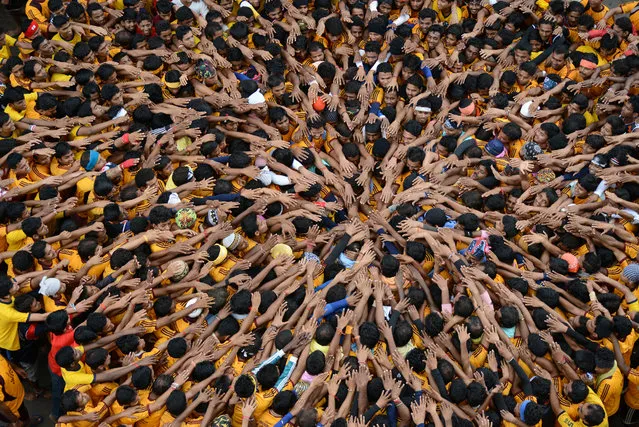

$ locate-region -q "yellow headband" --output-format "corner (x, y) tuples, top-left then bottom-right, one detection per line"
(162, 75), (180, 88)
(212, 244), (228, 266)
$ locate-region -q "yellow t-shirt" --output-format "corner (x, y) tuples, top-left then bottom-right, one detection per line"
(0, 35), (16, 60)
(62, 360), (95, 392)
(0, 298), (29, 351)
(0, 353), (25, 416)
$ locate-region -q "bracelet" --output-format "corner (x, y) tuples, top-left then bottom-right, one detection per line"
(171, 382), (180, 389)
(99, 304), (105, 311)
(122, 133), (130, 144)
(29, 125), (35, 131)
(133, 362), (139, 368)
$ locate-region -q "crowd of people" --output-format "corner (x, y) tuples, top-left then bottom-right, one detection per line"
(2, 0), (639, 425)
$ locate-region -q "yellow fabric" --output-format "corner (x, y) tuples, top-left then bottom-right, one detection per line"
(62, 361), (95, 392)
(0, 353), (25, 416)
(0, 298), (29, 351)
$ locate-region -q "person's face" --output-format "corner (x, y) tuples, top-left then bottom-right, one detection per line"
(445, 33), (457, 47)
(566, 10), (580, 26)
(90, 9), (106, 25)
(534, 191), (549, 207)
(237, 235), (249, 251)
(309, 48), (324, 62)
(538, 24), (553, 41)
(9, 279), (19, 295)
(267, 7), (282, 20)
(38, 39), (55, 57)
(378, 2), (392, 14)
(327, 32), (341, 42)
(274, 116), (290, 132)
(600, 123), (612, 136)
(471, 165), (488, 179)
(369, 32), (383, 43)
(45, 244), (58, 260)
(574, 183), (588, 198)
(401, 66), (414, 81)
(451, 60), (463, 73)
(486, 28), (498, 39)
(256, 216), (268, 235)
(272, 82), (286, 99)
(579, 65), (595, 79)
(384, 90), (398, 106)
(255, 103), (268, 117)
(118, 54), (133, 65)
(352, 7), (365, 19)
(350, 25), (363, 40)
(378, 71), (393, 88)
(550, 52), (566, 70)
(86, 50), (97, 63)
(621, 101), (634, 118)
(111, 90), (124, 106)
(465, 45), (479, 62)
(17, 158), (31, 174)
(534, 128), (548, 146)
(12, 98), (27, 111)
(366, 130), (380, 142)
(345, 152), (360, 164)
(588, 162), (603, 175)
(415, 109), (430, 124)
(613, 24), (626, 40)
(181, 31), (195, 49)
(407, 158), (421, 171)
(438, 0), (451, 10)
(402, 130), (417, 144)
(497, 130), (510, 143)
(123, 19), (137, 32)
(77, 392), (91, 407)
(410, 0), (424, 10)
(30, 298), (42, 312)
(310, 126), (325, 139)
(426, 31), (442, 48)
(405, 83), (421, 99)
(160, 29), (173, 45)
(73, 347), (83, 361)
(364, 50), (378, 64)
(138, 20), (152, 36)
(514, 49), (530, 65)
(419, 16), (433, 32)
(527, 39), (542, 53)
(468, 0), (481, 14)
(567, 102), (582, 115)
(2, 117), (15, 134)
(517, 69), (532, 85)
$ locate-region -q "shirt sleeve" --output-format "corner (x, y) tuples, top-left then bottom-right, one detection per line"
(274, 356), (297, 391)
(0, 305), (29, 323)
(6, 230), (26, 246)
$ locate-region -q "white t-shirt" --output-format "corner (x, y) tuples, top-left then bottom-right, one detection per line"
(172, 0), (209, 17)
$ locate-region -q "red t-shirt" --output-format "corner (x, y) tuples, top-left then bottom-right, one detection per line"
(48, 326), (76, 376)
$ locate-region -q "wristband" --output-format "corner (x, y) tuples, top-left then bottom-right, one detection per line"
(589, 291), (597, 301)
(122, 133), (130, 144)
(29, 125), (35, 131)
(171, 382), (180, 389)
(355, 61), (364, 68)
(99, 304), (105, 311)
